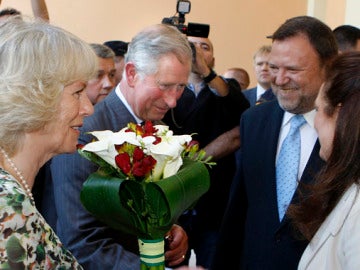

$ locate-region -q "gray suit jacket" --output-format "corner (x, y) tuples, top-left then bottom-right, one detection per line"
(43, 90), (142, 269)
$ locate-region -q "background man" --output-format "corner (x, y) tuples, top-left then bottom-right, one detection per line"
(242, 45), (275, 106)
(222, 67), (250, 90)
(104, 40), (129, 85)
(86, 43), (117, 105)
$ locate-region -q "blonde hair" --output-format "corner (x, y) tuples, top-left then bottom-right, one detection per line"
(0, 17), (98, 153)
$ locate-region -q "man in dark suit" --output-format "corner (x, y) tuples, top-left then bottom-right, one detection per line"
(211, 16), (338, 270)
(39, 24), (193, 270)
(243, 45), (276, 106)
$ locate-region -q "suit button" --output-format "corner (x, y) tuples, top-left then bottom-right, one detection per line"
(275, 235), (281, 243)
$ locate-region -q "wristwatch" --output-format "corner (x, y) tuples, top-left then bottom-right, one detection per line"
(203, 69), (217, 84)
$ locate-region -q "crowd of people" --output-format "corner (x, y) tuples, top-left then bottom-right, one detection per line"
(0, 1), (360, 270)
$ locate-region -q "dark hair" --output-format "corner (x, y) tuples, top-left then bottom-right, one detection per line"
(333, 25), (360, 52)
(270, 16), (338, 66)
(288, 51), (360, 240)
(0, 8), (21, 17)
(103, 40), (129, 57)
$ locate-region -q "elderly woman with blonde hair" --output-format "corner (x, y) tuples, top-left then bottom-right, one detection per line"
(0, 17), (97, 269)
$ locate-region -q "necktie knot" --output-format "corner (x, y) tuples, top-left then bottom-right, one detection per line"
(289, 114), (306, 134)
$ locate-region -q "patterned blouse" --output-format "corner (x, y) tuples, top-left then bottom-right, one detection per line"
(0, 168), (83, 269)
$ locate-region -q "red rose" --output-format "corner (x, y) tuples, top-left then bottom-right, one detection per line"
(115, 153), (132, 175)
(133, 147), (145, 161)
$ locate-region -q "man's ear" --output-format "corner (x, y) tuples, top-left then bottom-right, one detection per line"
(125, 62), (137, 87)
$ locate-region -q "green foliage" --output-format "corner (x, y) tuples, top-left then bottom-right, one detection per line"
(182, 148), (216, 168)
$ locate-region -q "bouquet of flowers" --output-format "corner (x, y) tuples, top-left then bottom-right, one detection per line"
(77, 121), (213, 270)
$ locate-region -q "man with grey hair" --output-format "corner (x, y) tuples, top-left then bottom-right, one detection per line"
(40, 24), (193, 270)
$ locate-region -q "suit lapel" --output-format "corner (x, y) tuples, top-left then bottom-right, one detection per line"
(245, 101), (284, 225)
(265, 104), (284, 217)
(249, 89), (257, 106)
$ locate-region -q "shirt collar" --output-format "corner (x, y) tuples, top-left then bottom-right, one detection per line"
(282, 109), (316, 129)
(115, 84), (143, 124)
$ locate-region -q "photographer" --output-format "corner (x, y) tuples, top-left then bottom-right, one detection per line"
(163, 35), (249, 268)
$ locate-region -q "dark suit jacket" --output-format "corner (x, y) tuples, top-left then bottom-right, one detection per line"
(242, 87), (257, 106)
(211, 100), (324, 270)
(41, 90), (142, 269)
(243, 87), (276, 106)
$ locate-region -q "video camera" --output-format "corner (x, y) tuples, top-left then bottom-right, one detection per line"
(162, 0), (210, 38)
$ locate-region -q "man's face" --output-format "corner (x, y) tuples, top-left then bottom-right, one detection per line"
(85, 57), (116, 105)
(187, 36), (215, 68)
(254, 52), (271, 86)
(269, 34), (326, 114)
(128, 54), (191, 121)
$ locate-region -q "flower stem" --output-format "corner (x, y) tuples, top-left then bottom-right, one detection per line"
(138, 238), (165, 270)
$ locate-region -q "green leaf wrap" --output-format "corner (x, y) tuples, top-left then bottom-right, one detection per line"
(80, 159), (210, 239)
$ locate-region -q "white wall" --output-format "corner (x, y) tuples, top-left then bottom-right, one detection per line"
(345, 0), (360, 27)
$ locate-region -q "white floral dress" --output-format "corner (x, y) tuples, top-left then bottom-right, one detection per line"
(0, 168), (83, 269)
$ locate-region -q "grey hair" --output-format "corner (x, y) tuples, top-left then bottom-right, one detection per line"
(0, 17), (98, 154)
(125, 24), (192, 78)
(90, 43), (115, 59)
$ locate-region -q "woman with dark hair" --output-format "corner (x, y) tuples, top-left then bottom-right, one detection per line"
(288, 51), (360, 269)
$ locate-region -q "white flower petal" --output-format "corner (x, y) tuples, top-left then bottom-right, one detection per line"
(82, 130), (119, 168)
(112, 131), (140, 146)
(163, 157), (183, 178)
(151, 155), (168, 181)
(149, 134), (191, 157)
(89, 130), (115, 141)
(154, 125), (169, 135)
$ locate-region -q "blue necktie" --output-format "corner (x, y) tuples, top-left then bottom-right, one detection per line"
(276, 115), (306, 221)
